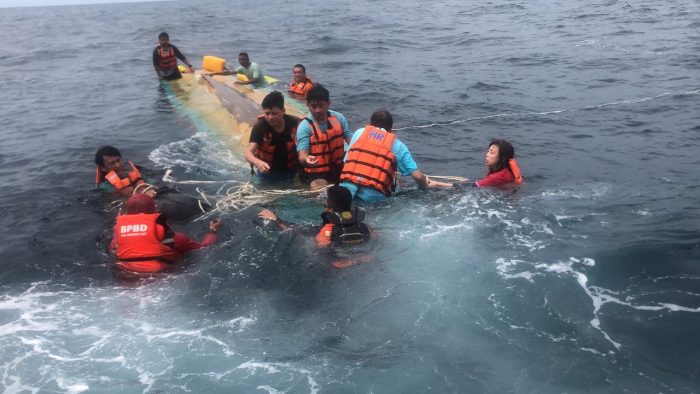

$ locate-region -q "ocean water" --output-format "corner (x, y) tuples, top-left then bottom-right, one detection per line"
(1, 0), (699, 392)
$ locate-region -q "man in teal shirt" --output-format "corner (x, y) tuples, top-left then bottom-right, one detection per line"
(339, 110), (452, 202)
(206, 52), (265, 88)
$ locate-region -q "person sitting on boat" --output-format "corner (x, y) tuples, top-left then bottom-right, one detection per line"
(339, 109), (453, 202)
(258, 185), (369, 249)
(296, 85), (353, 189)
(245, 91), (300, 181)
(460, 139), (523, 188)
(152, 32), (193, 81)
(288, 64), (315, 98)
(110, 194), (221, 273)
(207, 52), (265, 88)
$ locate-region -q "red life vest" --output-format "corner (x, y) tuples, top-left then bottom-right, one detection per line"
(303, 114), (345, 177)
(254, 116), (298, 171)
(340, 126), (397, 196)
(96, 161), (144, 190)
(288, 77), (314, 96)
(113, 213), (181, 273)
(157, 46), (178, 71)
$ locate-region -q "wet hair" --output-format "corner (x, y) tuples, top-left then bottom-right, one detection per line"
(326, 185), (352, 212)
(488, 139), (515, 173)
(262, 91), (285, 110)
(370, 109), (393, 131)
(307, 84), (330, 104)
(158, 32), (169, 40)
(292, 64), (306, 73)
(238, 52), (249, 59)
(95, 145), (122, 167)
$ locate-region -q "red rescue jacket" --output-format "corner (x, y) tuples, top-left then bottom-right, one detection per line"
(113, 213), (181, 273)
(303, 114), (345, 177)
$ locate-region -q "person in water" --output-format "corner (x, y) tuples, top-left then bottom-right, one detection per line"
(339, 109), (453, 202)
(245, 91), (300, 181)
(288, 64), (315, 98)
(95, 145), (147, 196)
(207, 52), (265, 88)
(110, 194), (222, 273)
(258, 185), (370, 248)
(466, 139), (523, 187)
(152, 32), (193, 81)
(95, 146), (210, 222)
(296, 85), (353, 189)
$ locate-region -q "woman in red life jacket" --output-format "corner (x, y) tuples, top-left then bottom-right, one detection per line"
(457, 139), (523, 188)
(110, 194), (222, 273)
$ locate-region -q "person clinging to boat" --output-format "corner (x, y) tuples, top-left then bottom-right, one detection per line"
(206, 52), (265, 88)
(458, 139), (523, 188)
(152, 32), (193, 81)
(94, 146), (210, 223)
(288, 64), (315, 98)
(110, 194), (222, 274)
(338, 109), (453, 202)
(296, 85), (354, 189)
(245, 91), (300, 181)
(258, 185), (370, 248)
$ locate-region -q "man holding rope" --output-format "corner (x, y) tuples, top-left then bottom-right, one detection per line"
(339, 109), (453, 202)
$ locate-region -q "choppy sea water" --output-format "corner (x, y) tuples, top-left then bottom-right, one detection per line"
(1, 0), (699, 392)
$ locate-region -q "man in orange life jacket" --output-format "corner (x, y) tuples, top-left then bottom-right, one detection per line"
(152, 32), (193, 81)
(339, 109), (453, 202)
(288, 64), (314, 98)
(296, 85), (354, 189)
(95, 145), (147, 197)
(258, 185), (369, 249)
(245, 91), (300, 181)
(110, 194), (221, 273)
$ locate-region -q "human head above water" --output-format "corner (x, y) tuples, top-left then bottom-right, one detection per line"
(486, 139), (515, 172)
(292, 64), (306, 82)
(95, 145), (122, 168)
(238, 52), (250, 67)
(306, 84), (330, 105)
(126, 194), (156, 214)
(370, 109), (393, 132)
(158, 32), (169, 46)
(326, 185), (352, 212)
(261, 91), (285, 110)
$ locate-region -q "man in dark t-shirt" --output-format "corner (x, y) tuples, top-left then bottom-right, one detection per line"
(245, 91), (300, 181)
(152, 32), (193, 81)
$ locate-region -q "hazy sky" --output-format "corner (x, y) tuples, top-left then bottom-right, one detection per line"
(0, 0), (165, 7)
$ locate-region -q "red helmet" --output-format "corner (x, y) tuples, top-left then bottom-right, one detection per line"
(126, 194), (156, 214)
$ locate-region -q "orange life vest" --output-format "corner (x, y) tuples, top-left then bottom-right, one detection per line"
(303, 114), (345, 176)
(157, 46), (178, 70)
(288, 77), (314, 96)
(254, 116), (298, 171)
(509, 158), (523, 184)
(114, 213), (181, 273)
(340, 126), (397, 196)
(96, 161), (144, 190)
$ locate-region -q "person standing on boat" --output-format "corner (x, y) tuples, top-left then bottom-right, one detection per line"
(296, 85), (353, 189)
(288, 64), (315, 98)
(152, 32), (193, 81)
(245, 91), (300, 181)
(339, 110), (453, 202)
